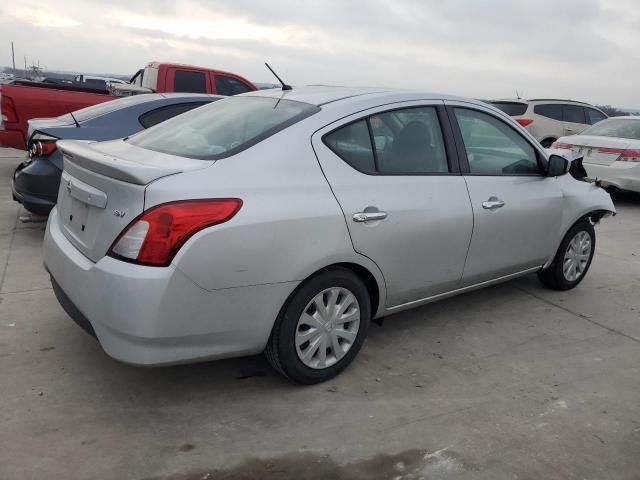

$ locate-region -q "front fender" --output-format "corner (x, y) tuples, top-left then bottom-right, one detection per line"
(543, 176), (615, 268)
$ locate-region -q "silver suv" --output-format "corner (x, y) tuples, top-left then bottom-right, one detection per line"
(490, 99), (608, 148)
(44, 87), (615, 384)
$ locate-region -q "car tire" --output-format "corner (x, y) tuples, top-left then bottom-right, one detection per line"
(538, 220), (595, 290)
(540, 138), (556, 148)
(265, 268), (371, 384)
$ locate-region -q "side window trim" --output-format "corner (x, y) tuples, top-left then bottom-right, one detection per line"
(445, 104), (547, 177)
(321, 104), (460, 176)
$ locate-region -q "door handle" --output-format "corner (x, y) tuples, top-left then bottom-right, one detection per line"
(353, 211), (388, 222)
(482, 198), (505, 210)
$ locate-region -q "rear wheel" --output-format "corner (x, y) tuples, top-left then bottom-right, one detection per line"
(265, 268), (371, 384)
(538, 220), (595, 290)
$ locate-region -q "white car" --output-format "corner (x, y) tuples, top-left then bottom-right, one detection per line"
(490, 99), (608, 148)
(553, 116), (640, 193)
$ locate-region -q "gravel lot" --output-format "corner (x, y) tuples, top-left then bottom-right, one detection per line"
(1, 148), (639, 480)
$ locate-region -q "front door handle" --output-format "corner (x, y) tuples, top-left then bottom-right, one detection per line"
(353, 211), (388, 222)
(482, 197), (505, 210)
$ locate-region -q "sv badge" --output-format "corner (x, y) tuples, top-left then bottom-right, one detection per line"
(113, 210), (126, 218)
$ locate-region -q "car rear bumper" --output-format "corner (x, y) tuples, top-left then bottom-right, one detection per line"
(12, 157), (61, 215)
(44, 207), (298, 366)
(584, 162), (640, 193)
(0, 129), (26, 150)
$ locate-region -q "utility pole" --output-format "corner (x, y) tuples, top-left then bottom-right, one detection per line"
(11, 41), (15, 73)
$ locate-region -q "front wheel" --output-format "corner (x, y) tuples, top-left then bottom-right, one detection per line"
(538, 220), (595, 290)
(265, 268), (371, 384)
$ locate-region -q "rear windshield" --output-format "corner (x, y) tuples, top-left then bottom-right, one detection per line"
(490, 102), (528, 116)
(127, 96), (320, 159)
(581, 118), (640, 140)
(56, 95), (160, 123)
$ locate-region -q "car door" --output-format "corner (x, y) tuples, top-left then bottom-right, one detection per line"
(312, 102), (473, 307)
(445, 101), (564, 286)
(562, 104), (588, 136)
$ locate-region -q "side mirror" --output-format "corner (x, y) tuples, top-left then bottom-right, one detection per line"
(546, 154), (570, 177)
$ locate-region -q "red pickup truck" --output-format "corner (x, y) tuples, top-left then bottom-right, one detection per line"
(0, 62), (256, 150)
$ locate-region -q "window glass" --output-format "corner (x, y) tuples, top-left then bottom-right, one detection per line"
(128, 97), (320, 159)
(324, 120), (376, 173)
(585, 108), (606, 125)
(372, 107), (448, 173)
(490, 102), (528, 116)
(215, 75), (252, 96)
(533, 104), (562, 121)
(174, 70), (207, 93)
(454, 108), (540, 175)
(563, 105), (586, 124)
(56, 95), (163, 123)
(581, 118), (640, 140)
(138, 102), (209, 129)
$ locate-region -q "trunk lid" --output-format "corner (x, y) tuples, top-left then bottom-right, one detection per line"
(27, 116), (76, 143)
(56, 139), (213, 262)
(567, 135), (631, 166)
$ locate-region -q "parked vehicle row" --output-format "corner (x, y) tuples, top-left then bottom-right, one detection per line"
(12, 93), (221, 215)
(490, 99), (608, 147)
(42, 86), (615, 384)
(0, 61), (256, 150)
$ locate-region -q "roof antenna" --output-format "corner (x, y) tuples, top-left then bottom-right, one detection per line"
(265, 62), (292, 91)
(66, 106), (80, 128)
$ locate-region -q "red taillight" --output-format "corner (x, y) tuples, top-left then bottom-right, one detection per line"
(516, 118), (534, 127)
(618, 149), (640, 162)
(108, 199), (243, 267)
(1, 95), (17, 123)
(30, 140), (57, 157)
(551, 142), (573, 149)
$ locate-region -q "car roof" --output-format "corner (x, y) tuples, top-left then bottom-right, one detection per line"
(242, 85), (470, 107)
(158, 93), (221, 100)
(527, 99), (594, 106)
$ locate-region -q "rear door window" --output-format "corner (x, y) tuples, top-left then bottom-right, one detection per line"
(563, 105), (586, 124)
(585, 108), (607, 125)
(138, 102), (209, 128)
(215, 75), (252, 96)
(533, 104), (563, 121)
(323, 106), (449, 175)
(174, 70), (207, 93)
(324, 120), (376, 173)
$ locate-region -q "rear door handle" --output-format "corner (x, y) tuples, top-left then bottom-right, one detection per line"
(482, 198), (505, 210)
(353, 211), (388, 222)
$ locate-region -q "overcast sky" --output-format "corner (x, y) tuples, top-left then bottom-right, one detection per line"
(1, 0), (638, 107)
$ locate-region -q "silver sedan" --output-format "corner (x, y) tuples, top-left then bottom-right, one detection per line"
(44, 87), (615, 384)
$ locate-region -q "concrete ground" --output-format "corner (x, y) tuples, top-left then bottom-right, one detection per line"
(0, 149), (638, 480)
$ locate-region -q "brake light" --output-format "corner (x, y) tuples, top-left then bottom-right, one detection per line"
(516, 118), (534, 127)
(551, 142), (573, 149)
(29, 140), (57, 157)
(108, 199), (243, 267)
(1, 95), (17, 123)
(618, 149), (640, 162)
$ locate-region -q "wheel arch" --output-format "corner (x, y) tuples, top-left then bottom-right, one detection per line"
(540, 137), (557, 148)
(543, 208), (614, 270)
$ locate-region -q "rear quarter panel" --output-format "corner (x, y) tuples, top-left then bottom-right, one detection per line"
(144, 120), (386, 302)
